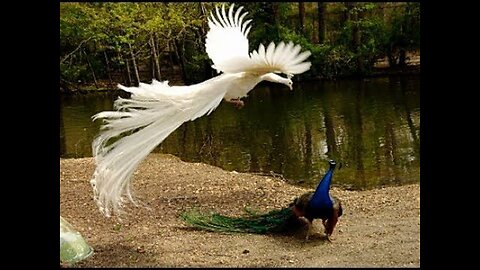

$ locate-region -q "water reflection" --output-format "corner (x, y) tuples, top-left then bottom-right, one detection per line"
(60, 76), (420, 190)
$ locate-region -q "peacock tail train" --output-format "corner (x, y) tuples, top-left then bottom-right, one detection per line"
(181, 203), (305, 234)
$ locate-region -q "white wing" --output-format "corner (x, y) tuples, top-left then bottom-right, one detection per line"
(206, 4), (311, 76)
(221, 41), (312, 75)
(205, 4), (252, 73)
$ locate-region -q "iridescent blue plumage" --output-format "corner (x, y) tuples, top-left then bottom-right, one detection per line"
(307, 160), (336, 219)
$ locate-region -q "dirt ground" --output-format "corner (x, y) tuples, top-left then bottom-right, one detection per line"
(60, 153), (420, 267)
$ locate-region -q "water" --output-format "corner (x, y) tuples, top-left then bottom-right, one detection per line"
(60, 75), (420, 190)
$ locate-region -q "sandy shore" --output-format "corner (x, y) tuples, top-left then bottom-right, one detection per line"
(60, 153), (420, 267)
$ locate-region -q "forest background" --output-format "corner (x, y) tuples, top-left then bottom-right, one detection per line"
(60, 2), (420, 91)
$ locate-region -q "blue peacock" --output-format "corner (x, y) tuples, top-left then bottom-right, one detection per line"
(181, 160), (343, 241)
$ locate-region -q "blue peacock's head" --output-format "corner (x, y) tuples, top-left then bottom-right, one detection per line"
(328, 160), (336, 168)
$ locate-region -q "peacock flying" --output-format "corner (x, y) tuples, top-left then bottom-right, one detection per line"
(90, 4), (312, 217)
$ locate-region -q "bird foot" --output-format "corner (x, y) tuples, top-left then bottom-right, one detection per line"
(297, 216), (312, 242)
(324, 234), (332, 243)
(227, 99), (244, 109)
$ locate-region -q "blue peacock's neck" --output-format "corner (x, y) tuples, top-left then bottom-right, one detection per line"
(308, 161), (336, 209)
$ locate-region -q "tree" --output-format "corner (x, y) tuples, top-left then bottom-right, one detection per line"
(350, 3), (365, 74)
(383, 2), (420, 68)
(298, 2), (306, 35)
(317, 2), (327, 43)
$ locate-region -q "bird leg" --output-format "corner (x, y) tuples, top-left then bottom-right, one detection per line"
(320, 219), (332, 242)
(306, 220), (313, 241)
(322, 206), (340, 242)
(297, 216), (313, 241)
(226, 98), (244, 109)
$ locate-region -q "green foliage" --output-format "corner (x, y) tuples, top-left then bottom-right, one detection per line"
(337, 13), (388, 74)
(60, 2), (420, 88)
(279, 26), (356, 79)
(386, 3), (420, 51)
(60, 62), (88, 83)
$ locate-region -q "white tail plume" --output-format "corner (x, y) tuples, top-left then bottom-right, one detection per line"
(91, 79), (227, 216)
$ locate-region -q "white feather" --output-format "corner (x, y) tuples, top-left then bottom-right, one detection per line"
(206, 4), (250, 73)
(91, 76), (232, 216)
(205, 4), (311, 76)
(234, 6), (243, 26)
(265, 42), (275, 66)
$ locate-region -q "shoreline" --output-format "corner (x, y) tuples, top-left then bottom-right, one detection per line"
(59, 66), (420, 94)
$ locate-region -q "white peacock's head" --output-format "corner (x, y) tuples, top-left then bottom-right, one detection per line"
(285, 74), (294, 90)
(280, 76), (293, 90)
(286, 79), (293, 90)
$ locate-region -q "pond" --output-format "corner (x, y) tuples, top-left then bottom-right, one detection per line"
(60, 75), (420, 190)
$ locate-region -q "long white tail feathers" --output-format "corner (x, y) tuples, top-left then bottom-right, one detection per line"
(90, 79), (225, 217)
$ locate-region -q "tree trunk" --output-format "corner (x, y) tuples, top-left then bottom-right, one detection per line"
(352, 26), (365, 74)
(150, 34), (162, 81)
(317, 2), (327, 43)
(173, 39), (188, 83)
(198, 2), (214, 79)
(103, 51), (114, 88)
(166, 39), (175, 73)
(398, 49), (407, 67)
(116, 50), (127, 85)
(298, 2), (306, 35)
(261, 2), (279, 38)
(125, 57), (133, 86)
(271, 3), (280, 28)
(128, 43), (140, 85)
(343, 2), (352, 24)
(350, 3), (365, 74)
(154, 32), (161, 65)
(387, 47), (398, 68)
(398, 3), (411, 68)
(150, 49), (155, 80)
(83, 49), (98, 89)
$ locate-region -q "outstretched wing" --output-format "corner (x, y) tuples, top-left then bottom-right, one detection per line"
(206, 4), (311, 76)
(205, 4), (252, 73)
(227, 41), (312, 75)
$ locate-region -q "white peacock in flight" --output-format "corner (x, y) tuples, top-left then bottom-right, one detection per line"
(91, 4), (312, 216)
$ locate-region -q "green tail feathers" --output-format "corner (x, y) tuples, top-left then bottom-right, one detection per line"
(180, 207), (301, 234)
